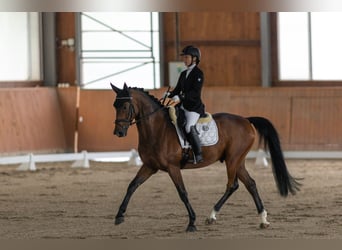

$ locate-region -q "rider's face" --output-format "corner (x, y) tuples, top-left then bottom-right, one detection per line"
(183, 55), (194, 67)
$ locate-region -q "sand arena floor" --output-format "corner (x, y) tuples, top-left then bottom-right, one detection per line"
(0, 159), (341, 239)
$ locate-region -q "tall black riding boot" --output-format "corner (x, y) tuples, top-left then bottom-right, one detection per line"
(187, 126), (203, 164)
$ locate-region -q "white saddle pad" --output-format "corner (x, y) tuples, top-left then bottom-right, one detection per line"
(197, 119), (219, 146)
(173, 117), (219, 149)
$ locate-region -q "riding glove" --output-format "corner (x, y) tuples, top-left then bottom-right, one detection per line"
(172, 95), (180, 102)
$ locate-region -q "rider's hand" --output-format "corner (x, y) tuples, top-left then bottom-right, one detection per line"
(172, 95), (180, 102)
(163, 92), (170, 99)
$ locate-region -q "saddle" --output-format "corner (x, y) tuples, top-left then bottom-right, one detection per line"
(168, 105), (218, 149)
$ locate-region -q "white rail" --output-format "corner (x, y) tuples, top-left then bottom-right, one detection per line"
(0, 149), (341, 171)
(0, 149), (141, 171)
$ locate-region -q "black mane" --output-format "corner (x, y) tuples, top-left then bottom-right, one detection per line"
(129, 87), (165, 108)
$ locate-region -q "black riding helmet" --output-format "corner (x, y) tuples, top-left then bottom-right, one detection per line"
(180, 45), (201, 65)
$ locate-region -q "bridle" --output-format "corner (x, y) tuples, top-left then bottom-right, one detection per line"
(114, 97), (135, 129)
(114, 96), (165, 128)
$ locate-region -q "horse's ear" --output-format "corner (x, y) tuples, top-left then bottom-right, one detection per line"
(110, 83), (121, 94)
(123, 82), (129, 90)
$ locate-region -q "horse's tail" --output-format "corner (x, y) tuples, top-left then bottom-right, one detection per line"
(247, 116), (301, 197)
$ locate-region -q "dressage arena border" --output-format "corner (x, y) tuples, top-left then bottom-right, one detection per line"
(0, 149), (141, 171)
(0, 149), (341, 171)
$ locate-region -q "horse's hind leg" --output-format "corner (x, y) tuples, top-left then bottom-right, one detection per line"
(206, 176), (239, 225)
(205, 150), (248, 224)
(206, 157), (240, 225)
(237, 163), (270, 228)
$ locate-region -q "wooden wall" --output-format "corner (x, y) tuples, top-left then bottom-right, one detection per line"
(56, 12), (262, 87)
(203, 87), (342, 151)
(74, 87), (342, 152)
(77, 89), (137, 152)
(0, 86), (341, 155)
(56, 86), (79, 152)
(0, 12), (341, 155)
(162, 12), (261, 86)
(56, 12), (77, 85)
(0, 87), (66, 155)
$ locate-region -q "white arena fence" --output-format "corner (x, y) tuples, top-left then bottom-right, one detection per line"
(0, 149), (341, 171)
(0, 149), (142, 171)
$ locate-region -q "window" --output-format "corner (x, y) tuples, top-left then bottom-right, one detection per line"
(277, 13), (310, 80)
(276, 12), (342, 83)
(79, 12), (160, 89)
(0, 12), (41, 82)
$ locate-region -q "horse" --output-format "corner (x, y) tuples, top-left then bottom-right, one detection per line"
(110, 83), (301, 232)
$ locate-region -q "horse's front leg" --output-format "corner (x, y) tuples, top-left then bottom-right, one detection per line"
(168, 165), (197, 232)
(115, 164), (157, 225)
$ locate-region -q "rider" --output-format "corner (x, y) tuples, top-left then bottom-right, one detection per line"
(166, 45), (205, 163)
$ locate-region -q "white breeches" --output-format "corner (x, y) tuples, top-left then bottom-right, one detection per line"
(181, 106), (200, 133)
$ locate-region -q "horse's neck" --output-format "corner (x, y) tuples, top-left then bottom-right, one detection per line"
(137, 108), (166, 133)
(135, 101), (167, 143)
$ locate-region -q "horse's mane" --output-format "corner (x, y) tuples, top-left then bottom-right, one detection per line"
(129, 87), (165, 108)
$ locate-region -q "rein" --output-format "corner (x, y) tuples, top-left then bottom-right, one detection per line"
(131, 106), (165, 125)
(114, 96), (166, 127)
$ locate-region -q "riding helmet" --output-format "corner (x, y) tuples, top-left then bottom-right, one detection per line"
(180, 45), (201, 64)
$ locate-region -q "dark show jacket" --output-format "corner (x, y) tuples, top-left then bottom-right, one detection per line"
(169, 66), (205, 115)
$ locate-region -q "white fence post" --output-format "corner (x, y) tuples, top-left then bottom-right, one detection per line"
(17, 153), (37, 171)
(255, 148), (269, 168)
(71, 150), (90, 168)
(128, 149), (142, 166)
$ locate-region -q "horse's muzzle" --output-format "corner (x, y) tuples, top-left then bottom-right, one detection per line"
(114, 128), (127, 137)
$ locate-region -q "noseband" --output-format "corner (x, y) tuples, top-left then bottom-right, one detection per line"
(114, 97), (135, 128)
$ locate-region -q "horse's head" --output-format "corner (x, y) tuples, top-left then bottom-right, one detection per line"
(110, 83), (135, 137)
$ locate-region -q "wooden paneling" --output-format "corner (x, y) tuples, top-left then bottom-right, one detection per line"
(77, 90), (138, 152)
(178, 12), (260, 40)
(0, 87), (66, 155)
(203, 86), (342, 150)
(162, 12), (261, 87)
(54, 12), (261, 87)
(1, 86), (341, 154)
(291, 97), (342, 148)
(56, 13), (76, 85)
(74, 87), (342, 152)
(77, 88), (165, 152)
(201, 46), (260, 86)
(204, 90), (291, 144)
(1, 13), (341, 155)
(56, 86), (79, 152)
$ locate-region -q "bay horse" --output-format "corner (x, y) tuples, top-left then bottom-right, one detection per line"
(111, 83), (301, 232)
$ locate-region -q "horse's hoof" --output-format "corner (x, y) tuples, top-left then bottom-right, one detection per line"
(186, 225), (197, 232)
(259, 222), (270, 229)
(115, 216), (125, 225)
(205, 218), (216, 225)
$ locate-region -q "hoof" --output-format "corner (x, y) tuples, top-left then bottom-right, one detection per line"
(115, 216), (125, 225)
(186, 225), (197, 232)
(205, 218), (216, 225)
(259, 222), (270, 229)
